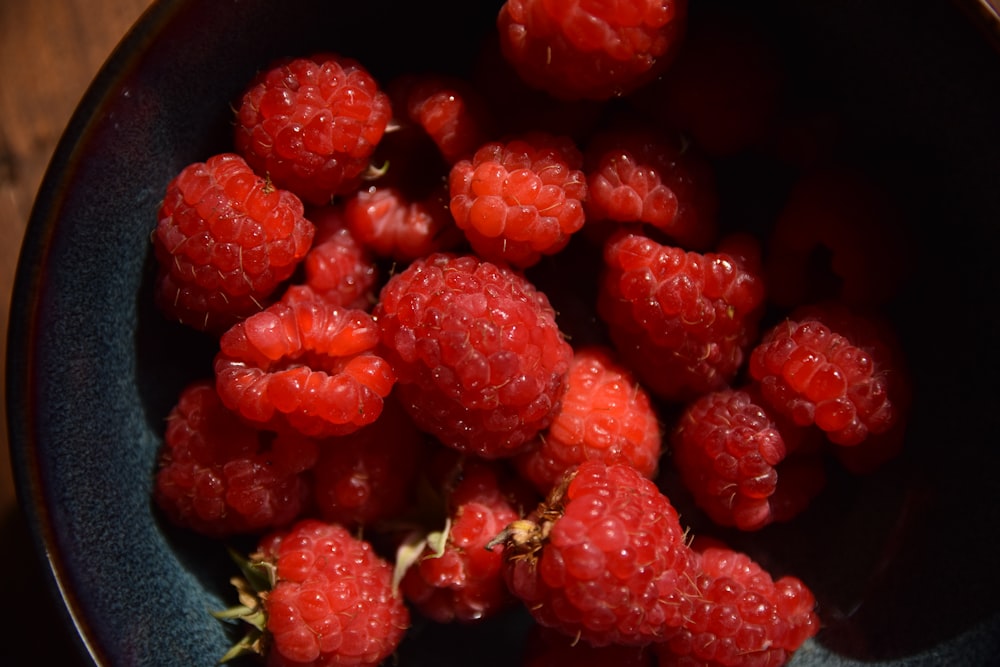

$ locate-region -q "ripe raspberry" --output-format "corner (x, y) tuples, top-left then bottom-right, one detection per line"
(342, 183), (465, 263)
(373, 252), (573, 458)
(312, 395), (428, 530)
(448, 131), (588, 268)
(514, 345), (663, 494)
(598, 230), (766, 403)
(153, 380), (317, 537)
(234, 53), (392, 205)
(214, 299), (396, 438)
(655, 539), (819, 666)
(748, 300), (911, 447)
(523, 624), (654, 667)
(295, 204), (379, 311)
(764, 167), (913, 309)
(492, 460), (700, 647)
(241, 518), (410, 666)
(387, 72), (494, 164)
(497, 0), (688, 101)
(583, 122), (719, 251)
(671, 387), (826, 531)
(399, 457), (536, 624)
(153, 152), (315, 334)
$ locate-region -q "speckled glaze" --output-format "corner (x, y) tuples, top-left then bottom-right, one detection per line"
(6, 1), (1000, 666)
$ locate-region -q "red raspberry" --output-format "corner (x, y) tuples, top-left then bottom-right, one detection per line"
(234, 53), (392, 205)
(764, 167), (913, 309)
(153, 152), (315, 334)
(312, 395), (428, 530)
(583, 122), (719, 251)
(492, 460), (701, 647)
(295, 204), (379, 311)
(523, 624), (654, 667)
(153, 380), (317, 537)
(214, 299), (396, 438)
(373, 252), (573, 458)
(448, 132), (588, 268)
(250, 519), (410, 666)
(514, 344), (663, 494)
(655, 539), (819, 666)
(598, 230), (767, 403)
(387, 72), (494, 164)
(399, 457), (536, 624)
(497, 0), (688, 101)
(342, 183), (465, 263)
(748, 300), (911, 448)
(671, 387), (826, 531)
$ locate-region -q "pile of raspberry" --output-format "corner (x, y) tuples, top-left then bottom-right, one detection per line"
(149, 2), (914, 666)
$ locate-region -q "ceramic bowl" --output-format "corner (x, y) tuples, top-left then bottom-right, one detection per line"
(7, 1), (1000, 665)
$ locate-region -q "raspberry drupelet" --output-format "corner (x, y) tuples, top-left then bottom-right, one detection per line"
(448, 131), (588, 268)
(153, 379), (317, 538)
(234, 52), (392, 205)
(514, 344), (663, 495)
(214, 299), (396, 438)
(598, 230), (767, 403)
(373, 252), (573, 458)
(153, 152), (315, 334)
(497, 0), (688, 101)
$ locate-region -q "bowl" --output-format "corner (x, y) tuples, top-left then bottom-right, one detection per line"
(7, 0), (1000, 665)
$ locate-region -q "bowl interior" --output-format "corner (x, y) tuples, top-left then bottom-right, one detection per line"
(7, 0), (1000, 665)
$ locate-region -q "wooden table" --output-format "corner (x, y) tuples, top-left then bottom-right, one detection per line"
(0, 1), (152, 663)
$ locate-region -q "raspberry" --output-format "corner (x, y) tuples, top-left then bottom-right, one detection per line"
(342, 183), (465, 263)
(448, 131), (588, 268)
(153, 152), (315, 334)
(497, 0), (688, 101)
(514, 345), (663, 494)
(748, 300), (910, 448)
(763, 167), (912, 309)
(598, 230), (766, 403)
(234, 53), (392, 205)
(214, 299), (396, 438)
(153, 380), (317, 537)
(399, 457), (536, 624)
(671, 386), (826, 531)
(247, 519), (410, 666)
(296, 204), (379, 311)
(655, 539), (819, 666)
(583, 122), (719, 250)
(387, 72), (494, 164)
(312, 395), (428, 530)
(373, 252), (573, 458)
(523, 624), (654, 667)
(492, 460), (700, 647)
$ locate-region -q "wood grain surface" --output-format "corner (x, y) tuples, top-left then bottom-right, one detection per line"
(0, 1), (151, 664)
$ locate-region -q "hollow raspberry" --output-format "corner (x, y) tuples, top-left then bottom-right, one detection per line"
(671, 386), (826, 531)
(492, 460), (700, 647)
(514, 345), (663, 495)
(448, 131), (588, 268)
(153, 152), (315, 334)
(598, 230), (766, 403)
(655, 539), (819, 666)
(153, 379), (317, 537)
(234, 53), (392, 205)
(748, 300), (911, 448)
(583, 122), (719, 251)
(497, 0), (688, 101)
(398, 457), (537, 624)
(373, 252), (573, 458)
(312, 395), (428, 530)
(221, 518), (409, 666)
(214, 299), (395, 438)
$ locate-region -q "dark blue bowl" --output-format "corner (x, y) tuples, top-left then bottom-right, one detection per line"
(7, 1), (1000, 665)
